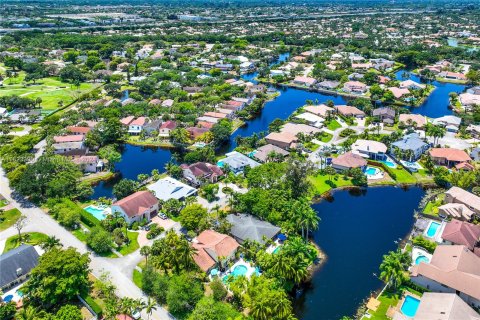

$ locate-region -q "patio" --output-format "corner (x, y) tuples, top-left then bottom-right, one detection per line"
(210, 258), (258, 282)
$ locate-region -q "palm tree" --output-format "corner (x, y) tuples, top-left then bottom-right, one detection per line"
(16, 306), (37, 320)
(145, 297), (157, 320)
(140, 245), (151, 266)
(41, 235), (62, 250)
(379, 250), (410, 290)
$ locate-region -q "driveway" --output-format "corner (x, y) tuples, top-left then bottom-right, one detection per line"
(0, 167), (174, 320)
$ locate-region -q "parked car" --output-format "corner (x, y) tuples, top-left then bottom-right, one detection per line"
(144, 224), (151, 231)
(159, 213), (168, 220)
(131, 310), (141, 319)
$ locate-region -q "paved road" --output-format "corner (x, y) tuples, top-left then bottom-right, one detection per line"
(0, 167), (173, 320)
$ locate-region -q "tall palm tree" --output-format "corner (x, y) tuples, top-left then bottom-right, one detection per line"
(41, 235), (62, 251)
(379, 250), (410, 290)
(140, 245), (151, 266)
(145, 297), (157, 320)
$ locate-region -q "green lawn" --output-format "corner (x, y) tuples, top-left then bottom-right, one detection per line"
(72, 224), (91, 242)
(423, 194), (445, 217)
(320, 132), (333, 143)
(0, 199), (9, 208)
(3, 232), (48, 253)
(11, 126), (24, 132)
(0, 208), (21, 231)
(325, 119), (342, 130)
(133, 269), (143, 288)
(309, 174), (354, 195)
(0, 72), (98, 111)
(117, 231), (140, 256)
(390, 167), (417, 184)
(368, 290), (400, 320)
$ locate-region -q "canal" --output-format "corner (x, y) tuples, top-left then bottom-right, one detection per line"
(294, 186), (425, 320)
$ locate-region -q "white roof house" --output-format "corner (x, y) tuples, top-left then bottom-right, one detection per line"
(294, 113), (325, 127)
(147, 177), (197, 201)
(351, 139), (387, 160)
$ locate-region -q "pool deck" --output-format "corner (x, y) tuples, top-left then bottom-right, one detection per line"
(410, 246), (433, 267)
(210, 258), (257, 282)
(365, 167), (385, 180)
(423, 220), (446, 243)
(389, 292), (422, 320)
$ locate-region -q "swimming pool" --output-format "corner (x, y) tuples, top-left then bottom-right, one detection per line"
(232, 264), (248, 277)
(217, 160), (225, 168)
(273, 247), (281, 254)
(415, 255), (429, 265)
(364, 167), (379, 177)
(84, 205), (107, 221)
(401, 295), (420, 317)
(426, 221), (441, 238)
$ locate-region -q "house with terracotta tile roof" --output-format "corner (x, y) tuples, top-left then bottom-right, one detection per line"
(111, 191), (159, 224)
(128, 117), (147, 135)
(304, 104), (334, 117)
(410, 245), (480, 308)
(441, 219), (480, 255)
(159, 121), (177, 137)
(253, 144), (289, 163)
(343, 81), (367, 94)
(335, 105), (366, 118)
(438, 203), (475, 221)
(388, 87), (410, 99)
(293, 76), (317, 87)
(398, 114), (427, 128)
(445, 187), (480, 216)
(53, 135), (85, 143)
(67, 126), (91, 135)
(265, 132), (298, 150)
(180, 162), (224, 186)
(187, 127), (209, 140)
(120, 116), (135, 126)
(331, 152), (367, 172)
(192, 230), (240, 272)
(429, 148), (472, 168)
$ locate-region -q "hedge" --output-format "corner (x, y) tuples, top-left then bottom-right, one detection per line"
(80, 210), (101, 228)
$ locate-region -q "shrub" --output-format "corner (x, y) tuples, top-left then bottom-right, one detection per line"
(86, 227), (113, 254)
(412, 236), (437, 254)
(146, 224), (164, 240)
(210, 278), (227, 301)
(47, 198), (83, 229)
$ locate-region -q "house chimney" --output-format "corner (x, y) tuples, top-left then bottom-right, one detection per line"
(16, 268), (23, 276)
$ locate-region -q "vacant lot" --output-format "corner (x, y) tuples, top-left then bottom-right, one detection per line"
(0, 72), (98, 112)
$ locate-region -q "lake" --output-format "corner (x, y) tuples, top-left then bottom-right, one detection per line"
(294, 186), (425, 320)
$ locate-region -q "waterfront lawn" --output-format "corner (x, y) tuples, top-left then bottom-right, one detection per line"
(126, 135), (174, 148)
(0, 208), (21, 231)
(309, 173), (353, 195)
(390, 167), (417, 184)
(423, 194), (445, 217)
(368, 290), (400, 320)
(0, 72), (98, 111)
(325, 119), (342, 131)
(3, 232), (48, 253)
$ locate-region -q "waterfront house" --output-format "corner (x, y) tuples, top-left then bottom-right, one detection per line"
(223, 100), (245, 112)
(410, 245), (480, 308)
(218, 151), (260, 174)
(143, 119), (162, 135)
(293, 76), (317, 87)
(441, 219), (480, 256)
(159, 121), (177, 137)
(388, 87), (410, 99)
(226, 213), (281, 245)
(0, 244), (39, 291)
(343, 81), (367, 94)
(438, 203), (475, 221)
(316, 80), (340, 90)
(204, 112), (228, 119)
(196, 116), (219, 124)
(413, 292), (480, 320)
(128, 117), (147, 135)
(398, 114), (427, 129)
(111, 191), (159, 224)
(445, 187), (480, 216)
(253, 144), (290, 163)
(265, 132), (298, 150)
(72, 155), (103, 173)
(187, 127), (209, 140)
(391, 133), (429, 161)
(192, 230), (240, 272)
(304, 104), (334, 117)
(351, 139), (387, 160)
(429, 148), (472, 169)
(331, 152), (367, 172)
(180, 162), (224, 186)
(294, 112), (325, 127)
(432, 115), (462, 132)
(438, 71), (467, 81)
(399, 79), (426, 90)
(147, 177), (197, 202)
(281, 123), (322, 136)
(335, 105), (366, 118)
(372, 107), (395, 125)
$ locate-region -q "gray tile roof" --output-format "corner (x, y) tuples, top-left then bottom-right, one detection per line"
(391, 133), (427, 151)
(0, 244), (39, 289)
(226, 213), (281, 244)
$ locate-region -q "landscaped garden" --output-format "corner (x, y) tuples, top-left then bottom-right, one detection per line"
(2, 232), (49, 253)
(0, 208), (21, 231)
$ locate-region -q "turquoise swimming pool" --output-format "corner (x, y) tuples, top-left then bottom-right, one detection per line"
(273, 247), (281, 254)
(415, 255), (429, 265)
(232, 264), (248, 276)
(217, 160), (225, 168)
(401, 295), (420, 317)
(84, 205), (107, 221)
(365, 167), (379, 176)
(426, 221), (441, 238)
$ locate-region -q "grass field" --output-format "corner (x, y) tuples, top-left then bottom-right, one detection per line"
(0, 71), (98, 112)
(3, 232), (48, 253)
(309, 173), (354, 195)
(0, 208), (21, 231)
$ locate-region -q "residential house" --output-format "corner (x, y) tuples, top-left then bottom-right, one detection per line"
(372, 107), (396, 125)
(432, 115), (462, 132)
(335, 105), (366, 118)
(204, 112), (228, 119)
(351, 139), (387, 160)
(410, 245), (480, 308)
(223, 100), (245, 112)
(445, 187), (480, 216)
(265, 132), (298, 150)
(331, 152), (367, 172)
(316, 80), (340, 90)
(181, 162), (224, 186)
(67, 126), (91, 135)
(413, 292), (480, 320)
(53, 135), (85, 143)
(111, 191), (159, 224)
(187, 127), (209, 140)
(0, 245), (39, 291)
(293, 76), (317, 87)
(192, 230), (240, 272)
(429, 148), (472, 169)
(389, 87), (410, 99)
(253, 144), (289, 163)
(218, 151), (260, 174)
(438, 203), (475, 221)
(72, 155), (103, 173)
(304, 104), (334, 117)
(128, 117), (147, 135)
(226, 213), (281, 245)
(159, 121), (177, 137)
(398, 114), (427, 129)
(294, 112), (324, 127)
(147, 177), (197, 201)
(196, 116), (219, 124)
(391, 133), (429, 161)
(441, 219), (480, 256)
(120, 116), (135, 126)
(460, 93), (480, 111)
(400, 80), (426, 90)
(343, 81), (368, 94)
(53, 141), (86, 155)
(162, 99), (174, 108)
(281, 123), (322, 136)
(438, 71), (467, 81)
(143, 119), (162, 135)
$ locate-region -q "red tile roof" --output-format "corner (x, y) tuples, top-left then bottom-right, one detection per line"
(429, 148), (472, 162)
(332, 152), (367, 169)
(53, 135), (84, 143)
(113, 191), (157, 218)
(160, 121), (177, 130)
(192, 230), (240, 272)
(67, 126), (91, 134)
(442, 219), (480, 251)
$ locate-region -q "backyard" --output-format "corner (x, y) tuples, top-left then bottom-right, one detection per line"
(309, 173), (354, 195)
